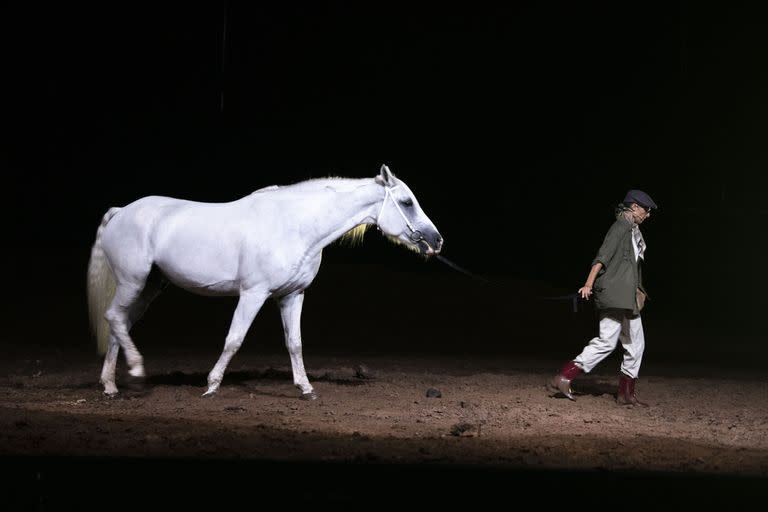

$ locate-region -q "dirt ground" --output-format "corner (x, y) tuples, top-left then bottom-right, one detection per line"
(1, 342), (767, 508)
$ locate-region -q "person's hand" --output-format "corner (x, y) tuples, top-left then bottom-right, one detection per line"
(579, 285), (593, 300)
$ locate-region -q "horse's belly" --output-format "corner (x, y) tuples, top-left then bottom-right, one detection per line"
(151, 213), (247, 295)
(163, 269), (239, 296)
(155, 249), (241, 296)
(159, 269), (239, 296)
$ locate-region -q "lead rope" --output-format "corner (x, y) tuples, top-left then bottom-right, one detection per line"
(435, 254), (490, 283)
(378, 185), (576, 309)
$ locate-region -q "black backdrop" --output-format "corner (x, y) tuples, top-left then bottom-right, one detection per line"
(4, 1), (768, 367)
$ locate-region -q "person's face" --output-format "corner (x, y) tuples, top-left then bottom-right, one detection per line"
(630, 203), (651, 224)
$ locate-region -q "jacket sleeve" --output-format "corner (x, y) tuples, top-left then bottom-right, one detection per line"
(591, 219), (627, 269)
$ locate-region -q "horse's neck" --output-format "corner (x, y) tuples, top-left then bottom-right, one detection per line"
(307, 178), (381, 249)
(256, 178), (382, 251)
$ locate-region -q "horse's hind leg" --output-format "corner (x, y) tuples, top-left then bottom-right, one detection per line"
(100, 334), (120, 396)
(203, 290), (267, 397)
(104, 279), (150, 383)
(100, 271), (167, 395)
(277, 291), (315, 400)
(127, 268), (167, 328)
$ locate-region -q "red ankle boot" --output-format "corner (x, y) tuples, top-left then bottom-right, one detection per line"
(616, 373), (634, 405)
(616, 374), (649, 406)
(549, 361), (582, 401)
(629, 377), (649, 407)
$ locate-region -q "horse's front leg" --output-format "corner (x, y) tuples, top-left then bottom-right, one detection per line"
(204, 290), (267, 397)
(278, 291), (316, 400)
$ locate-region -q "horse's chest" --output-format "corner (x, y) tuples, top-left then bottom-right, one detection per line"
(262, 253), (322, 296)
(288, 256), (323, 289)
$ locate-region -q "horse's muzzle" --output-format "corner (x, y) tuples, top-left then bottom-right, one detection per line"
(431, 233), (443, 254)
(418, 232), (443, 256)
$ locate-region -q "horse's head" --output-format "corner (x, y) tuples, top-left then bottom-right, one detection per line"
(374, 164), (443, 257)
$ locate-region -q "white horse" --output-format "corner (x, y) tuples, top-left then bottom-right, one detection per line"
(87, 164), (443, 399)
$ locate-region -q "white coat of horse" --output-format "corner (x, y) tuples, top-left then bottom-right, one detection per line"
(87, 165), (442, 399)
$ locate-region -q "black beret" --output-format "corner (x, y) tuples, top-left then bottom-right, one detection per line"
(623, 189), (658, 210)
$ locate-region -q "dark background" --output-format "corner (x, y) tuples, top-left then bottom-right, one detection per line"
(3, 1), (767, 368)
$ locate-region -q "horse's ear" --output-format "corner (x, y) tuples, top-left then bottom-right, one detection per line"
(375, 164), (395, 186)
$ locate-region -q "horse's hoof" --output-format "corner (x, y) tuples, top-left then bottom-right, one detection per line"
(300, 392), (318, 401)
(125, 377), (146, 392)
(128, 366), (145, 378)
(103, 390), (118, 398)
(202, 390), (217, 398)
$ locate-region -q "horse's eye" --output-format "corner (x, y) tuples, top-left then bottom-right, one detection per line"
(401, 199), (413, 207)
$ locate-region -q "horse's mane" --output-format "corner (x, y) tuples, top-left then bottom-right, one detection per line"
(292, 176), (365, 191)
(338, 224), (372, 246)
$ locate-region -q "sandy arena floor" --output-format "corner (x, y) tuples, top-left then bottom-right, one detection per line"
(1, 343), (766, 508)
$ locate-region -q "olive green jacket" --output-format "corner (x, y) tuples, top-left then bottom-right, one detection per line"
(591, 215), (646, 314)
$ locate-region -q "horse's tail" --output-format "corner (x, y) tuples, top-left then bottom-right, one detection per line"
(87, 207), (121, 355)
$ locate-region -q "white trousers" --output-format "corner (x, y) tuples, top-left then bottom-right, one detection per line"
(574, 309), (645, 378)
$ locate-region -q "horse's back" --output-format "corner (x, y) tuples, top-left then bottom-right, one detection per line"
(101, 192), (277, 255)
(105, 195), (259, 292)
(98, 187), (318, 294)
(104, 196), (192, 240)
